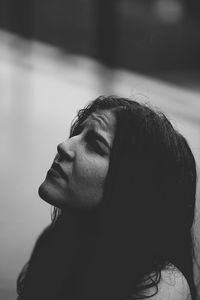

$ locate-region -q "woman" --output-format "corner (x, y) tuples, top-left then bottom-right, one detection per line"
(17, 95), (198, 299)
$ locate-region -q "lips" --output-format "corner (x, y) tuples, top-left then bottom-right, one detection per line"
(49, 163), (68, 180)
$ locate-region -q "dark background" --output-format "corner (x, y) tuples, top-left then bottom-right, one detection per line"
(0, 0), (200, 72)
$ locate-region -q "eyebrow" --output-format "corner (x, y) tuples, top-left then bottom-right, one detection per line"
(90, 113), (108, 131)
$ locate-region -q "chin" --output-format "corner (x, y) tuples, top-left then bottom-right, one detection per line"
(38, 180), (66, 209)
(38, 181), (50, 203)
(38, 180), (55, 204)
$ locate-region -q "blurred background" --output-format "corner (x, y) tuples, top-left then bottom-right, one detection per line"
(0, 0), (200, 299)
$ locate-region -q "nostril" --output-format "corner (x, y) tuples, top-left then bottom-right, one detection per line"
(54, 153), (60, 163)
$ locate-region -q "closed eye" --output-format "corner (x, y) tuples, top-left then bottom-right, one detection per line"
(70, 122), (110, 155)
(86, 131), (107, 155)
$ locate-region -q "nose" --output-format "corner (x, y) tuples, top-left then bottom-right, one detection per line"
(57, 140), (75, 161)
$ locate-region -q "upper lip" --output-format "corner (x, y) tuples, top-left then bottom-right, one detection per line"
(51, 162), (68, 179)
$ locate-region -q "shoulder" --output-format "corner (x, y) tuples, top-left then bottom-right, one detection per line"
(143, 265), (192, 300)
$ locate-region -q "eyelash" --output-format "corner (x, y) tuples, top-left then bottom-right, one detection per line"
(86, 132), (105, 155)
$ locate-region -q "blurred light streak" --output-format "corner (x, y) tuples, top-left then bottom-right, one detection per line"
(153, 0), (185, 23)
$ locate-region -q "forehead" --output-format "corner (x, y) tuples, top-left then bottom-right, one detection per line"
(86, 110), (116, 132)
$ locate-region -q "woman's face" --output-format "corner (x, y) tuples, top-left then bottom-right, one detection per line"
(39, 110), (116, 209)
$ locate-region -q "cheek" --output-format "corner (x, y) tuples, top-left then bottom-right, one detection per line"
(72, 157), (109, 203)
(82, 158), (108, 185)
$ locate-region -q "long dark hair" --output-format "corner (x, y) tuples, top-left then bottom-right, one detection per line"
(17, 95), (198, 299)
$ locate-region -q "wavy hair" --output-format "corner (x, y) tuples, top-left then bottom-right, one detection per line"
(17, 95), (198, 300)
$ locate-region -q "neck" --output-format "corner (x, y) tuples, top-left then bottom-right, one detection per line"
(57, 205), (102, 236)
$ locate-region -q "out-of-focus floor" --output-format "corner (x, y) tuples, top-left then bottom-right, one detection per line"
(0, 30), (200, 300)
